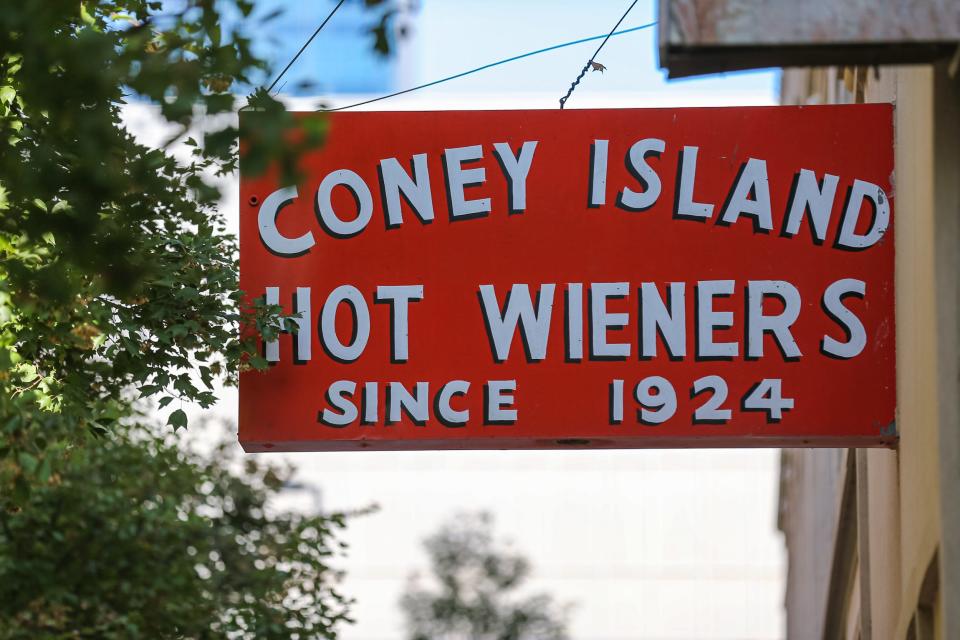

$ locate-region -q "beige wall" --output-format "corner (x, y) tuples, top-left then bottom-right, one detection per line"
(778, 448), (844, 638)
(932, 58), (960, 640)
(779, 61), (960, 640)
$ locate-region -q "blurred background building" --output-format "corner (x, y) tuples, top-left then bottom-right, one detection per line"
(657, 1), (960, 638)
(777, 63), (958, 640)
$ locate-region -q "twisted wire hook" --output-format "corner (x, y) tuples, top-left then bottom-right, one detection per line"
(559, 0), (639, 109)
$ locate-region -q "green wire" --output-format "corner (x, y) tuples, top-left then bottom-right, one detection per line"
(322, 21), (658, 112)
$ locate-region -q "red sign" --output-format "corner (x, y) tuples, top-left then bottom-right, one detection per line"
(239, 105), (895, 451)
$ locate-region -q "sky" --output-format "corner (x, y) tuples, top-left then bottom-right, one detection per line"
(245, 0), (777, 108)
(243, 0), (405, 94)
(133, 1), (786, 639)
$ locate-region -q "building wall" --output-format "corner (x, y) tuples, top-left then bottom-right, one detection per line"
(778, 62), (960, 640)
(777, 448), (844, 637)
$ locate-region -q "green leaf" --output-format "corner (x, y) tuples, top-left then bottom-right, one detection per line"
(167, 408), (188, 430)
(88, 421), (109, 438)
(248, 355), (269, 370)
(79, 2), (96, 26)
(18, 451), (38, 475)
(36, 455), (52, 483)
(139, 384), (162, 398)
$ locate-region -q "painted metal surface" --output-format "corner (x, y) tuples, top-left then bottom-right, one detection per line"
(663, 0), (960, 45)
(239, 105), (895, 452)
(658, 0), (960, 77)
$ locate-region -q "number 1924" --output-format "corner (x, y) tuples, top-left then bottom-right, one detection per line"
(609, 377), (794, 425)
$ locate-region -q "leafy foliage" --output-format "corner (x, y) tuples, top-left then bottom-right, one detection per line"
(0, 421), (360, 639)
(0, 0), (408, 508)
(0, 0), (280, 509)
(401, 512), (570, 640)
(0, 1), (408, 636)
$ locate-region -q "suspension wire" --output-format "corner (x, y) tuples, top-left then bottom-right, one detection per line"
(559, 0), (639, 109)
(266, 0), (348, 94)
(320, 20), (657, 112)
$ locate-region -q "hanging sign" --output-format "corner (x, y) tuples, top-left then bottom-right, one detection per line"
(239, 105), (895, 451)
